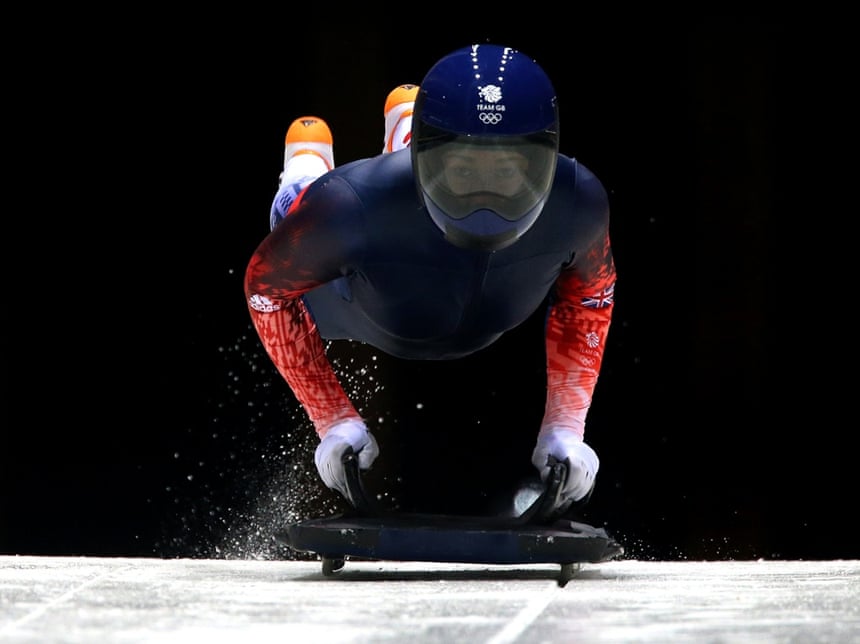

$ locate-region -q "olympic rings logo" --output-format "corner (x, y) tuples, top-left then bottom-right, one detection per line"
(479, 112), (503, 125)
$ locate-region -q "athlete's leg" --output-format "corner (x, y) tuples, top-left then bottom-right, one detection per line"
(270, 116), (334, 230)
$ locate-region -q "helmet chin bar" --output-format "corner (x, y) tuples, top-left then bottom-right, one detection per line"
(427, 200), (519, 252)
(426, 198), (546, 253)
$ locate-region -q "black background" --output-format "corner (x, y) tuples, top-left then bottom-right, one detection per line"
(3, 19), (853, 561)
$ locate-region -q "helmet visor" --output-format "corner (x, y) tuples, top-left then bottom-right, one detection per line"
(415, 134), (556, 222)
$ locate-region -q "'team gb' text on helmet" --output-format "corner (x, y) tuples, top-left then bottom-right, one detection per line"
(412, 43), (560, 252)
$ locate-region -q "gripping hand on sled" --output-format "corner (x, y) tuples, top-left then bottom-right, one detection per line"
(315, 419), (379, 505)
(531, 428), (599, 511)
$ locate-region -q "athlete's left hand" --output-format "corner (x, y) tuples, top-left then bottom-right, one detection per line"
(531, 427), (599, 508)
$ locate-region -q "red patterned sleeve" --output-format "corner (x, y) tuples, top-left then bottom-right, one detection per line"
(245, 183), (362, 438)
(541, 231), (616, 438)
(247, 298), (361, 437)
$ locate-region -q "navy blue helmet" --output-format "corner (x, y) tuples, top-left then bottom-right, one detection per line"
(412, 44), (560, 251)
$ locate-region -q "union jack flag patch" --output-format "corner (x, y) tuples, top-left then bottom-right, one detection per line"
(581, 283), (615, 308)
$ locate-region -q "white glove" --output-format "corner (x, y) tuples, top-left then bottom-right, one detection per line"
(531, 428), (599, 504)
(314, 419), (379, 502)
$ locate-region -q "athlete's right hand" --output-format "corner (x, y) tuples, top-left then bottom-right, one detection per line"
(314, 419), (379, 504)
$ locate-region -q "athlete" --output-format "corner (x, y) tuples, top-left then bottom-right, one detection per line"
(245, 44), (617, 518)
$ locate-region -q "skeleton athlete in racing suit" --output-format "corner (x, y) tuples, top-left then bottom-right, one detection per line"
(244, 43), (616, 516)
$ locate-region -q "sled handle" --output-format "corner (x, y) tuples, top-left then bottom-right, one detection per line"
(341, 447), (377, 515)
(516, 456), (570, 525)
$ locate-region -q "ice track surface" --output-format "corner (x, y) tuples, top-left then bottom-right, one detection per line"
(1, 556), (859, 643)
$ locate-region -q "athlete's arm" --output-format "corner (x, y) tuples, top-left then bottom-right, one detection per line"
(245, 179), (363, 437)
(541, 229), (616, 438)
(246, 296), (361, 435)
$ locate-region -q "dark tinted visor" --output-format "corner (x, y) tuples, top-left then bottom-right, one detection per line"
(415, 133), (556, 221)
